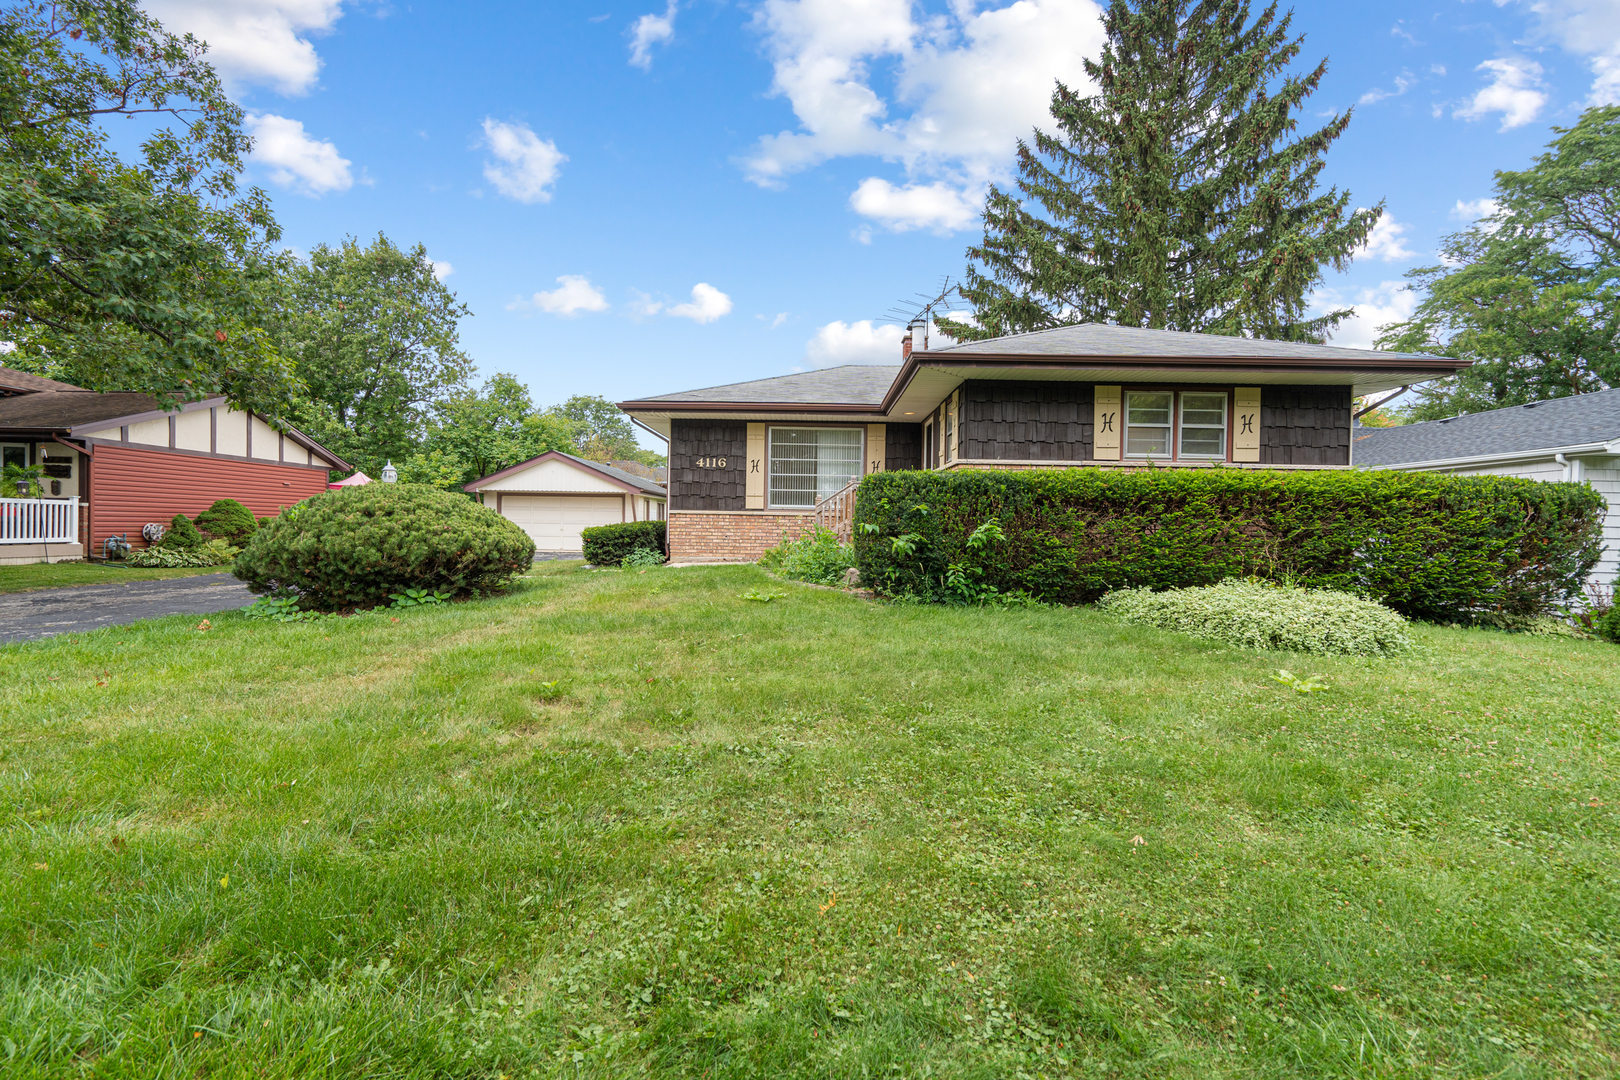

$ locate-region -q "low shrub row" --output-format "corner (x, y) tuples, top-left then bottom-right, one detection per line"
(1099, 579), (1414, 657)
(233, 484), (535, 610)
(582, 520), (666, 567)
(853, 468), (1605, 619)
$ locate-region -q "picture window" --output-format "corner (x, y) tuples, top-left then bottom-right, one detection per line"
(1122, 391), (1229, 460)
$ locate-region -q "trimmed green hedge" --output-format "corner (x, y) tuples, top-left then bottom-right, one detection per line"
(234, 484), (535, 610)
(852, 468), (1605, 619)
(582, 520), (666, 567)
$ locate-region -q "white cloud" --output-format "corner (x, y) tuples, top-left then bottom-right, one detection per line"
(1504, 0), (1620, 104)
(143, 0), (342, 95)
(848, 178), (980, 233)
(757, 312), (790, 329)
(428, 259), (453, 281)
(1454, 57), (1547, 131)
(511, 275), (610, 316)
(629, 1), (677, 70)
(1451, 197), (1501, 221)
(805, 319), (906, 366)
(1314, 281), (1417, 351)
(1357, 211), (1416, 263)
(480, 119), (566, 204)
(1358, 72), (1416, 106)
(746, 0), (1105, 233)
(245, 113), (352, 195)
(667, 283), (733, 323)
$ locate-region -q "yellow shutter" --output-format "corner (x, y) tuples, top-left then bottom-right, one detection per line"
(947, 390), (960, 462)
(1233, 387), (1261, 462)
(1093, 385), (1121, 460)
(746, 423), (766, 509)
(866, 424), (886, 473)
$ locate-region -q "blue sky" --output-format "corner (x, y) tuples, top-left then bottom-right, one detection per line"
(144, 0), (1620, 430)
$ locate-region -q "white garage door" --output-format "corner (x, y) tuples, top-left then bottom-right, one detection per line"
(500, 495), (622, 551)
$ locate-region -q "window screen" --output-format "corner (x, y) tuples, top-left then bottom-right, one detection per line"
(768, 428), (863, 508)
(1179, 392), (1228, 457)
(1124, 392), (1173, 457)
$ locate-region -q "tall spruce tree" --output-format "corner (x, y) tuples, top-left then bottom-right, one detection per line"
(939, 0), (1380, 343)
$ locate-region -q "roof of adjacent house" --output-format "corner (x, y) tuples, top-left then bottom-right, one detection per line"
(928, 323), (1444, 364)
(0, 365), (87, 395)
(1355, 389), (1620, 466)
(629, 365), (900, 406)
(464, 449), (668, 496)
(0, 390), (351, 470)
(0, 391), (169, 429)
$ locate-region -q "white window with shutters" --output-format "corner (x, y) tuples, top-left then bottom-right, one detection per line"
(1123, 390), (1230, 461)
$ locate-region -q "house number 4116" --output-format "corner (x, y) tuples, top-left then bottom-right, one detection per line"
(694, 456), (728, 469)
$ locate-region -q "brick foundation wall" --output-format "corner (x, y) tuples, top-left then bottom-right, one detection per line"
(669, 510), (816, 562)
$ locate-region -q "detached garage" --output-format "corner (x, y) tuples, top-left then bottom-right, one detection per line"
(465, 451), (666, 553)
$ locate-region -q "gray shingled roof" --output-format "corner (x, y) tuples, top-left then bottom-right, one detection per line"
(1355, 389), (1620, 465)
(0, 391), (165, 429)
(926, 323), (1450, 363)
(0, 365), (86, 394)
(556, 451), (667, 495)
(629, 365), (901, 405)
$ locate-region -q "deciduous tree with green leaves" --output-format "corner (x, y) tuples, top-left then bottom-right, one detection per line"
(548, 394), (664, 466)
(939, 0), (1380, 344)
(0, 0), (293, 411)
(275, 233), (475, 474)
(399, 373), (577, 490)
(1378, 106), (1620, 420)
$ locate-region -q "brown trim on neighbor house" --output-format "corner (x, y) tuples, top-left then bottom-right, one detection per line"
(464, 450), (655, 495)
(76, 437), (335, 472)
(68, 397), (349, 470)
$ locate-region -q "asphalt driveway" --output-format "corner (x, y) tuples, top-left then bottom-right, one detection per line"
(0, 573), (256, 644)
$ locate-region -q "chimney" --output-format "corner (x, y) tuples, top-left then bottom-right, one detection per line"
(901, 332), (913, 360)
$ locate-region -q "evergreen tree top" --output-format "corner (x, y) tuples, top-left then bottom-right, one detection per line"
(941, 0), (1380, 346)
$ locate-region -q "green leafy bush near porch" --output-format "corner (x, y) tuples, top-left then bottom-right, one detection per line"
(127, 539), (238, 568)
(152, 513), (205, 550)
(853, 468), (1605, 619)
(1099, 579), (1414, 657)
(233, 483), (534, 610)
(581, 520), (666, 567)
(759, 526), (855, 586)
(193, 498), (260, 545)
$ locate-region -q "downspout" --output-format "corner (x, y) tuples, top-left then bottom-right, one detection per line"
(1554, 453), (1582, 483)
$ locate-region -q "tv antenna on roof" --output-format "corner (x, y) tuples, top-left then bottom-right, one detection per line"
(886, 277), (963, 353)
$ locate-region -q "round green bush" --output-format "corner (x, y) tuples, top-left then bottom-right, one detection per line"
(233, 484), (536, 611)
(1593, 605), (1620, 644)
(194, 498), (259, 545)
(154, 513), (205, 550)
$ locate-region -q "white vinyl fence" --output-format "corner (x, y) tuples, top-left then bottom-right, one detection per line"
(0, 497), (80, 543)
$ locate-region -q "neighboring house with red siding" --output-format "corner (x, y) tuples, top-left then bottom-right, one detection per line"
(0, 368), (348, 564)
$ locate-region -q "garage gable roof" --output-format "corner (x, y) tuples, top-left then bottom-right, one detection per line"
(465, 450), (667, 495)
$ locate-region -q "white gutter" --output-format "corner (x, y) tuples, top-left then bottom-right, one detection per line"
(1359, 439), (1619, 473)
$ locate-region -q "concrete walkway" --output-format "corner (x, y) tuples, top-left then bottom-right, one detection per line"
(0, 573), (256, 644)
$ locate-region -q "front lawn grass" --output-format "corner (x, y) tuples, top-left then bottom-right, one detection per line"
(0, 561), (223, 594)
(2, 562), (1616, 1078)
